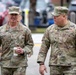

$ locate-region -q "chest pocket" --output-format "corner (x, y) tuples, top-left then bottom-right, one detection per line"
(2, 32), (11, 44)
(50, 29), (75, 44)
(62, 30), (75, 43)
(49, 30), (59, 44)
(10, 31), (25, 48)
(1, 32), (11, 53)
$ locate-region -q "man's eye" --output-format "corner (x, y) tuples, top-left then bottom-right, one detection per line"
(10, 14), (18, 16)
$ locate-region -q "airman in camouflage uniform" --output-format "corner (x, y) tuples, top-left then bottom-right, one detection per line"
(0, 6), (34, 75)
(37, 6), (76, 75)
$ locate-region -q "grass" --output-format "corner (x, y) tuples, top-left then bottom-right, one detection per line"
(31, 27), (46, 33)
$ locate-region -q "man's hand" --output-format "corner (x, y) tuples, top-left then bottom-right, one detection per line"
(15, 47), (24, 54)
(39, 65), (47, 75)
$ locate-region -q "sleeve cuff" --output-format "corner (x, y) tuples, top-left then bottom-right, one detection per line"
(23, 46), (32, 54)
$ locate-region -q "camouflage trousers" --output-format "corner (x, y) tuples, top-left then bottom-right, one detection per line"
(1, 66), (26, 75)
(50, 65), (73, 75)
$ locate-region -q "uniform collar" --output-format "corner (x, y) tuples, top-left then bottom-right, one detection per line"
(5, 22), (21, 31)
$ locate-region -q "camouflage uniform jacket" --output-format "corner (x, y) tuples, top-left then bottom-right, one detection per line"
(37, 21), (76, 66)
(0, 22), (34, 68)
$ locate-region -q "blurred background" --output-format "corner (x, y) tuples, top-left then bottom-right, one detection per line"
(0, 0), (74, 33)
(1, 0), (76, 75)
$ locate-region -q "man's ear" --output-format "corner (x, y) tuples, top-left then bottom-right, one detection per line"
(64, 15), (68, 19)
(62, 14), (67, 18)
(18, 15), (22, 21)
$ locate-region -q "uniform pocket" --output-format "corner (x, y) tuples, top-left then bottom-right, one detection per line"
(10, 55), (24, 66)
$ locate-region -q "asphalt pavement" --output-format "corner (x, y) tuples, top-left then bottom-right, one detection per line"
(32, 33), (43, 44)
(26, 33), (50, 75)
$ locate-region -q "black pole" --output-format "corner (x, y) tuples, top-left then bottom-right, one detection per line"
(61, 0), (63, 6)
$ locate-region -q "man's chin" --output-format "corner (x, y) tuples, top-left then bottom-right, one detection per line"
(11, 21), (18, 23)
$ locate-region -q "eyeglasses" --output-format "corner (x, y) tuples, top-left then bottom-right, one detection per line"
(10, 14), (18, 16)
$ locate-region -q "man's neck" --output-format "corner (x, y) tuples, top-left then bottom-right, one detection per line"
(8, 22), (19, 28)
(57, 20), (69, 27)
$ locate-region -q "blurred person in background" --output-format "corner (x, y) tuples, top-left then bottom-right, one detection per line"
(0, 6), (34, 75)
(37, 6), (76, 75)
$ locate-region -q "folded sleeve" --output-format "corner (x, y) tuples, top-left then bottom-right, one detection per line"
(23, 28), (34, 55)
(37, 28), (50, 63)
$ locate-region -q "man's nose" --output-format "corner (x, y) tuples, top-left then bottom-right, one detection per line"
(12, 16), (16, 18)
